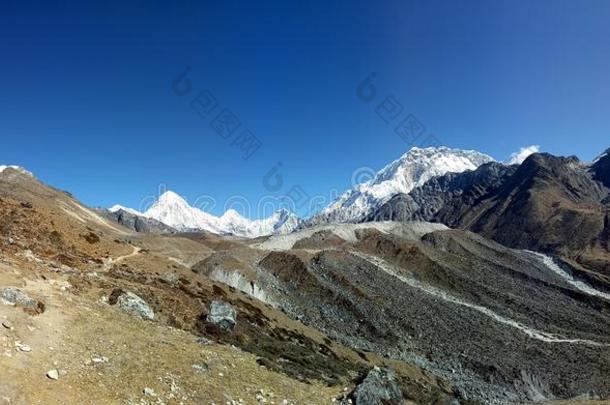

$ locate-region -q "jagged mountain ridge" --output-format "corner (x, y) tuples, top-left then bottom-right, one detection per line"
(304, 146), (494, 226)
(110, 191), (301, 238)
(108, 147), (495, 236)
(368, 150), (610, 279)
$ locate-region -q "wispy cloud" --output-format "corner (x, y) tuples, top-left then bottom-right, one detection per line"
(507, 145), (540, 165)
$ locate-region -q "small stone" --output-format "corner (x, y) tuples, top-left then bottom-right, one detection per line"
(92, 356), (109, 364)
(192, 363), (209, 373)
(196, 336), (211, 345)
(17, 343), (31, 352)
(143, 387), (156, 396)
(47, 369), (59, 380)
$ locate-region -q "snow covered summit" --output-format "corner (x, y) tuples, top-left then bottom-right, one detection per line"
(109, 205), (142, 216)
(308, 146), (494, 224)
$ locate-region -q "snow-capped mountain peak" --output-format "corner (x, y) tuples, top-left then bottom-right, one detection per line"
(142, 190), (221, 233)
(310, 146), (494, 224)
(110, 190), (301, 237)
(156, 190), (188, 205)
(109, 204), (142, 216)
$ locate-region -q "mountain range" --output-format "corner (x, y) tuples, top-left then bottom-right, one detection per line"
(2, 145), (610, 404)
(106, 190), (300, 238)
(106, 147), (498, 237)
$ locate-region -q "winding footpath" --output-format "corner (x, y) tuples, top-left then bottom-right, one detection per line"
(354, 251), (610, 347)
(102, 246), (142, 271)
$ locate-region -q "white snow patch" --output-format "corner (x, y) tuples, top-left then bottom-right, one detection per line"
(592, 149), (609, 164)
(0, 165), (33, 177)
(109, 205), (142, 216)
(507, 145), (540, 165)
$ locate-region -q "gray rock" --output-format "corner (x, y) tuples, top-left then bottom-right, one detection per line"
(347, 367), (403, 405)
(0, 288), (43, 312)
(110, 290), (154, 320)
(143, 387), (156, 396)
(196, 336), (211, 345)
(192, 362), (209, 373)
(207, 300), (236, 330)
(98, 208), (176, 234)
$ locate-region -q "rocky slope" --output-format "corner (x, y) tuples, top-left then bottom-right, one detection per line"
(247, 224), (610, 403)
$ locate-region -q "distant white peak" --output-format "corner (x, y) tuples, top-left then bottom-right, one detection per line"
(143, 190), (223, 233)
(109, 205), (142, 216)
(121, 189), (299, 237)
(157, 190), (188, 205)
(0, 165), (33, 177)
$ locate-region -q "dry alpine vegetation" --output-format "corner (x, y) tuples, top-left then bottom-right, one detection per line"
(2, 148), (610, 405)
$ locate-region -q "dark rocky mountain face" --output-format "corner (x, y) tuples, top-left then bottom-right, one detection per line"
(368, 151), (610, 280)
(99, 208), (176, 234)
(592, 148), (610, 189)
(366, 162), (517, 224)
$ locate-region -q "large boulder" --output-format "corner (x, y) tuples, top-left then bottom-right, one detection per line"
(109, 289), (154, 320)
(207, 300), (236, 330)
(0, 287), (45, 313)
(350, 367), (403, 405)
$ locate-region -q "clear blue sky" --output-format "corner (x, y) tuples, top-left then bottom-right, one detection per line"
(1, 1), (609, 217)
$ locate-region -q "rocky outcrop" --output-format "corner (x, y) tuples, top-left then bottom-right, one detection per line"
(99, 208), (176, 234)
(345, 367), (403, 405)
(109, 289), (154, 320)
(207, 300), (236, 330)
(0, 287), (45, 313)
